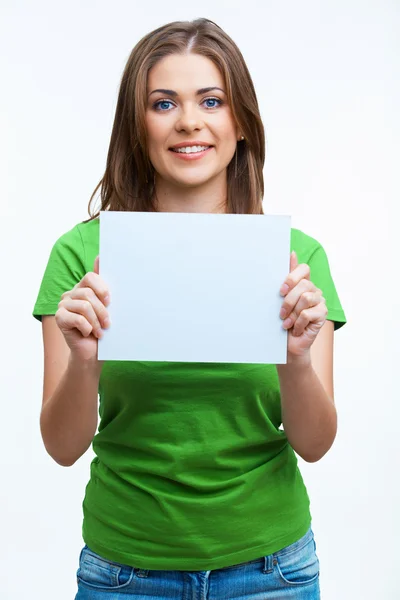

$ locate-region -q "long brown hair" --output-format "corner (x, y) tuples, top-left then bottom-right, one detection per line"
(85, 18), (265, 221)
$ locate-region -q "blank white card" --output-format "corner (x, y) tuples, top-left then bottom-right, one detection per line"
(98, 211), (291, 364)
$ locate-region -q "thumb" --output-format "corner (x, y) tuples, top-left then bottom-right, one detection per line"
(94, 255), (99, 275)
(290, 250), (298, 272)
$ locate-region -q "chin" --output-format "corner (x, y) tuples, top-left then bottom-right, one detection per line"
(158, 164), (222, 188)
(172, 175), (214, 188)
(184, 178), (211, 188)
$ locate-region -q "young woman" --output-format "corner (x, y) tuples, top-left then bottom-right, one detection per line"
(33, 18), (346, 599)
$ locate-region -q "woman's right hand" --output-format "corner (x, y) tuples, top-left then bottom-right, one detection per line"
(55, 255), (110, 363)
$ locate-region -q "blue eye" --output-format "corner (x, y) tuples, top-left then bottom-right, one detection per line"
(204, 98), (221, 108)
(154, 100), (174, 111)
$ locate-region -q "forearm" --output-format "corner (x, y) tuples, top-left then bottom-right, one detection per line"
(40, 357), (102, 467)
(277, 356), (337, 462)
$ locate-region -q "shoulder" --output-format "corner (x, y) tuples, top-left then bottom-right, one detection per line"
(54, 217), (98, 247)
(53, 219), (99, 242)
(51, 218), (99, 272)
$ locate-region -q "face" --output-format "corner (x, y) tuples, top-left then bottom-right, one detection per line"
(145, 53), (241, 189)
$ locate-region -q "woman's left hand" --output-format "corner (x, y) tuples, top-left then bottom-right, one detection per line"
(279, 251), (328, 360)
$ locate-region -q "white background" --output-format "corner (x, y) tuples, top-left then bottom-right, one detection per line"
(1, 1), (398, 598)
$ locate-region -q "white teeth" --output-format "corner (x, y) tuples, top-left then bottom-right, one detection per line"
(173, 145), (210, 154)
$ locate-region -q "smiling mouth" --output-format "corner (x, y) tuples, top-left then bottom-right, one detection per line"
(167, 146), (214, 162)
(170, 146), (213, 154)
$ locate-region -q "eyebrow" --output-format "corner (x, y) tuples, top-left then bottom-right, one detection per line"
(148, 86), (226, 98)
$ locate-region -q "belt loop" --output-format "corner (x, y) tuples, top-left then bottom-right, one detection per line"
(262, 554), (274, 574)
(136, 568), (149, 578)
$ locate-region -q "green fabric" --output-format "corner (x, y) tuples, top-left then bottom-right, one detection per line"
(33, 217), (346, 570)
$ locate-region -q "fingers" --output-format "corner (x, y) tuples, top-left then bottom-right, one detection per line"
(75, 271), (110, 307)
(280, 281), (318, 321)
(55, 306), (95, 338)
(289, 251), (298, 273)
(59, 294), (108, 339)
(59, 284), (110, 340)
(280, 262), (310, 297)
(94, 255), (100, 275)
(290, 303), (328, 337)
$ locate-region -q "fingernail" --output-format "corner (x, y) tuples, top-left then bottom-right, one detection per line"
(103, 318), (111, 328)
(280, 284), (289, 296)
(104, 295), (110, 305)
(280, 307), (287, 319)
(283, 318), (292, 329)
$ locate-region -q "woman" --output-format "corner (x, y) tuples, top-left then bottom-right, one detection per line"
(33, 18), (346, 599)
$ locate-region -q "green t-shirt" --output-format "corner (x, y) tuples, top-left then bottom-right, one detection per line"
(33, 217), (346, 571)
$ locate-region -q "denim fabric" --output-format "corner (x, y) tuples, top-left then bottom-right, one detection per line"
(74, 525), (320, 599)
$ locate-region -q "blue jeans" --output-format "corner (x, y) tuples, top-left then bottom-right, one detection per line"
(74, 525), (320, 599)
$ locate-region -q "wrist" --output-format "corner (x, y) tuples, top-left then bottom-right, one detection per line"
(277, 351), (312, 372)
(68, 354), (103, 378)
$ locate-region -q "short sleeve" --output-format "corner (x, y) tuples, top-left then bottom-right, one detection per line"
(307, 244), (347, 331)
(32, 225), (87, 322)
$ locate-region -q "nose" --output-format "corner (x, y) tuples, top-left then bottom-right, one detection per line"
(174, 103), (204, 133)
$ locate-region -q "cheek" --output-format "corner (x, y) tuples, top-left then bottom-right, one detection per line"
(216, 119), (238, 150)
(145, 114), (167, 149)
(216, 108), (237, 138)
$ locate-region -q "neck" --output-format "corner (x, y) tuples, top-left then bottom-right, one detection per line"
(154, 171), (228, 214)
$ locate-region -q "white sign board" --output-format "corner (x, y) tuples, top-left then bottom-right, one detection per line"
(98, 211), (290, 364)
